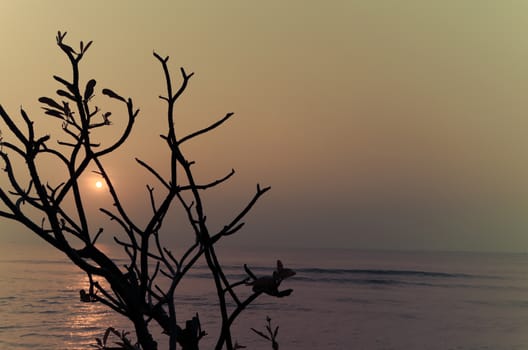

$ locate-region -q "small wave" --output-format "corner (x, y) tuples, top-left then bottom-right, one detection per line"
(361, 278), (403, 285)
(20, 332), (44, 338)
(292, 268), (473, 286)
(292, 275), (438, 287)
(37, 298), (62, 305)
(38, 309), (60, 314)
(298, 267), (470, 278)
(0, 258), (66, 265)
(181, 265), (478, 289)
(0, 325), (16, 330)
(189, 265), (471, 278)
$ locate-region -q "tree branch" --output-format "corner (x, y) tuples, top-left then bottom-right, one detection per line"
(178, 112), (234, 146)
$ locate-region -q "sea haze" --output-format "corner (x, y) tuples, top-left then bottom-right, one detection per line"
(0, 245), (527, 349)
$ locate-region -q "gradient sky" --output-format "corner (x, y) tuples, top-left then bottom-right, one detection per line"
(1, 1), (528, 252)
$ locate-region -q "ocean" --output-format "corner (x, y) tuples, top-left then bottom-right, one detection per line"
(1, 245), (528, 349)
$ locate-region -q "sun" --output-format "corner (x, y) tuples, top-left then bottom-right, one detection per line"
(95, 181), (103, 189)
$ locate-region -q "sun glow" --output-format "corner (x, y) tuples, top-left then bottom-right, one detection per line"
(95, 181), (103, 189)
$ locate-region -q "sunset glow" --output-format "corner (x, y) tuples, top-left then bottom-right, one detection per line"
(0, 2), (527, 252)
(2, 3), (528, 350)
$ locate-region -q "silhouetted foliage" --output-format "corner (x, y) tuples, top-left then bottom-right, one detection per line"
(0, 32), (295, 350)
(251, 317), (280, 350)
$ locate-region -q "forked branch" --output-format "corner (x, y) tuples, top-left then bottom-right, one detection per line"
(0, 32), (292, 350)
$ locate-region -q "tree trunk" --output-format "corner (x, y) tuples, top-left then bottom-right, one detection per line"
(132, 315), (158, 350)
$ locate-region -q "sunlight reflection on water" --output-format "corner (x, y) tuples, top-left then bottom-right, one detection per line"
(62, 274), (133, 350)
(3, 247), (528, 349)
(66, 276), (104, 342)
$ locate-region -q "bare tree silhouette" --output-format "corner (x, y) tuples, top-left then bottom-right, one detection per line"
(0, 32), (294, 350)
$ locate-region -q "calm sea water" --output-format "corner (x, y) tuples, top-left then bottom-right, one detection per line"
(1, 244), (528, 349)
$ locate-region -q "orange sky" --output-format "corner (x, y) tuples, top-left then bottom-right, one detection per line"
(1, 1), (528, 251)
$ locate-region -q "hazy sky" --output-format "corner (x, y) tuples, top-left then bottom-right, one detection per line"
(1, 1), (528, 252)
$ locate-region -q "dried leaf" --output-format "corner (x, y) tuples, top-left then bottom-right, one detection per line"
(44, 109), (64, 119)
(56, 31), (67, 43)
(84, 40), (93, 52)
(57, 89), (76, 101)
(251, 328), (271, 341)
(277, 288), (293, 297)
(102, 88), (126, 102)
(61, 43), (75, 55)
(84, 79), (96, 101)
(37, 135), (50, 144)
(38, 97), (63, 110)
(53, 75), (75, 93)
(103, 327), (115, 344)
